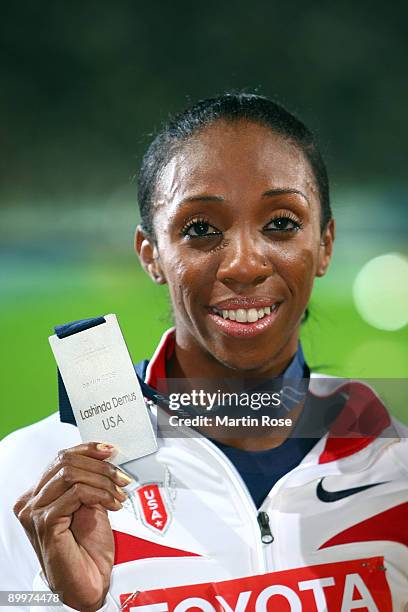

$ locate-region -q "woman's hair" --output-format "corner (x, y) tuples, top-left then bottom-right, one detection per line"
(138, 92), (331, 239)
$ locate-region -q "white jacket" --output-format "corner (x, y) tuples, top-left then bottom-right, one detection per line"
(0, 333), (407, 611)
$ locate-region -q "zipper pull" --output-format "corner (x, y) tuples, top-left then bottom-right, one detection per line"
(257, 511), (274, 544)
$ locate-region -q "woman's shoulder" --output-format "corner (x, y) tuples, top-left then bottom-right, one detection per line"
(310, 372), (408, 462)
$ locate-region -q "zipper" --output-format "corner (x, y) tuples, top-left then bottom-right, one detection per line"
(155, 404), (400, 576)
(193, 435), (267, 571)
(181, 432), (332, 573)
(257, 511), (274, 544)
(194, 434), (339, 574)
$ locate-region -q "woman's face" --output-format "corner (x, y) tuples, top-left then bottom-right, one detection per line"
(137, 120), (334, 376)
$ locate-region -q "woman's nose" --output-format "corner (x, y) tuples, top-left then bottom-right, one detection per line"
(216, 230), (274, 289)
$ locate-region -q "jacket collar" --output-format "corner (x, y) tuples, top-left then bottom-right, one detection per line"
(143, 328), (395, 465)
(144, 327), (308, 385)
(59, 326), (396, 465)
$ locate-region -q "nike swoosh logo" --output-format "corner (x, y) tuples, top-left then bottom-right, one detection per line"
(316, 478), (389, 502)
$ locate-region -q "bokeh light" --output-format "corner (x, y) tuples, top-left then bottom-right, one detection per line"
(353, 253), (408, 331)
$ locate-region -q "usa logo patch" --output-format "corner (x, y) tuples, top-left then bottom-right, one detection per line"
(137, 483), (171, 535)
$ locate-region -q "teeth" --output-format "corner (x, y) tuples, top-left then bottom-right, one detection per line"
(236, 309), (247, 322)
(213, 305), (278, 323)
(247, 308), (259, 323)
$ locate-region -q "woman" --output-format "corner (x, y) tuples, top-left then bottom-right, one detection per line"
(1, 94), (407, 611)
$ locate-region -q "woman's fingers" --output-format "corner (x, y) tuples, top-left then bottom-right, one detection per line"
(33, 482), (124, 532)
(32, 442), (133, 496)
(35, 465), (129, 507)
(13, 442), (133, 553)
(13, 441), (123, 608)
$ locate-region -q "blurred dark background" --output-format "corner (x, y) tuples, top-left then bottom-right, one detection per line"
(2, 0), (408, 203)
(1, 1), (407, 437)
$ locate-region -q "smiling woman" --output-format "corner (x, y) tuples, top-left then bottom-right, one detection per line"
(136, 100), (334, 379)
(1, 94), (407, 612)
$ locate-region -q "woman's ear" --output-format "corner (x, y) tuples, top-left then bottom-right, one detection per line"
(316, 218), (336, 278)
(134, 225), (167, 285)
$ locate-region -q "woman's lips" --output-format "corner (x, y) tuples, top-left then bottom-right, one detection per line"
(208, 303), (281, 338)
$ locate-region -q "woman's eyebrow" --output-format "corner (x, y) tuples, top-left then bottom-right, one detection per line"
(178, 194), (225, 206)
(176, 189), (310, 209)
(262, 188), (310, 206)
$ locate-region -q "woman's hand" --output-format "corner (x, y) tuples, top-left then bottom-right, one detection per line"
(13, 442), (132, 612)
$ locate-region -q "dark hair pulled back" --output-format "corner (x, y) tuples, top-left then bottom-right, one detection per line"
(137, 93), (331, 239)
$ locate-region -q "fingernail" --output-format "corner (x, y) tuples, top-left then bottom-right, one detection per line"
(116, 469), (133, 485)
(96, 443), (115, 452)
(115, 485), (128, 499)
(114, 498), (123, 509)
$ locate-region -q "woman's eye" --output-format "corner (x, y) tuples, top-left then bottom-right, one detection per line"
(182, 220), (221, 238)
(264, 216), (301, 232)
